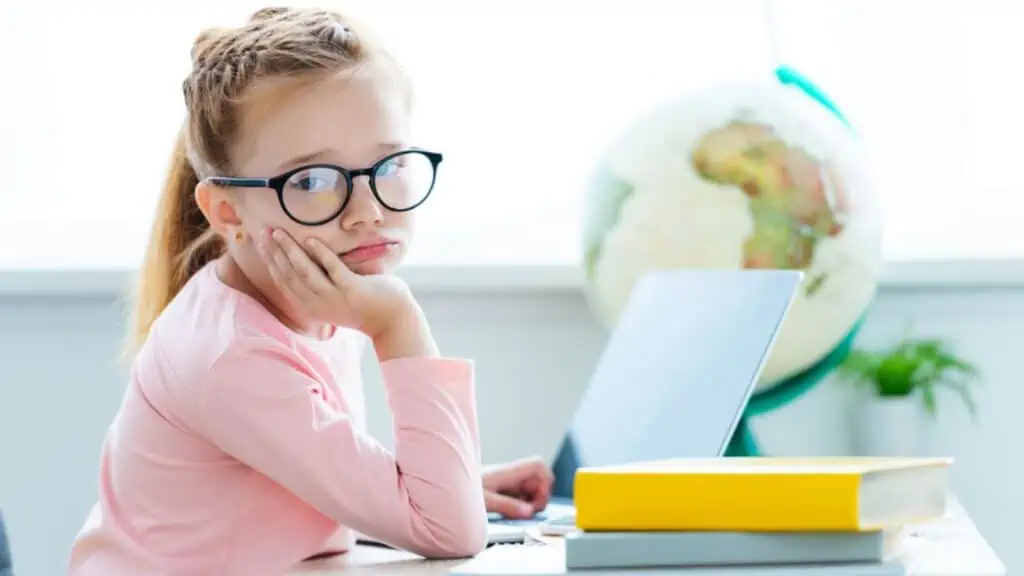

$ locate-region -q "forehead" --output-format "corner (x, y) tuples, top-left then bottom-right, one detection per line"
(233, 68), (408, 174)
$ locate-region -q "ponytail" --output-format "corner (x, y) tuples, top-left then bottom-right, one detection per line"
(125, 127), (223, 359)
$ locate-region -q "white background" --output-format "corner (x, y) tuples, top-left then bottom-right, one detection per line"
(0, 0), (1021, 269)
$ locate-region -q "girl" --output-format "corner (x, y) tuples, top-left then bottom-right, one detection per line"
(68, 7), (552, 575)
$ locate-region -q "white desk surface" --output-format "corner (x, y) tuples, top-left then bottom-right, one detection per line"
(289, 499), (1006, 575)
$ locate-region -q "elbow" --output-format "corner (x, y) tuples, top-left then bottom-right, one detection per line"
(426, 532), (488, 560)
(411, 505), (488, 559)
(442, 516), (488, 558)
(442, 490), (489, 557)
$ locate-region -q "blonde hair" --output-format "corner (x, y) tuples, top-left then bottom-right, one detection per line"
(127, 6), (409, 358)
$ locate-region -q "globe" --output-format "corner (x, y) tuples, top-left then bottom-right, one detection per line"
(581, 67), (885, 454)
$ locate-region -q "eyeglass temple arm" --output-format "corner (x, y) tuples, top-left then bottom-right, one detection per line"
(205, 176), (272, 188)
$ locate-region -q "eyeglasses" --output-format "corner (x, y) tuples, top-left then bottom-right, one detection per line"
(206, 148), (442, 226)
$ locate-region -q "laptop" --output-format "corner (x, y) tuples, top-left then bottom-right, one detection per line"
(484, 268), (802, 543)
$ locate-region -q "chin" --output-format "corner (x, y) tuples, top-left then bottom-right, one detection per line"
(349, 257), (399, 276)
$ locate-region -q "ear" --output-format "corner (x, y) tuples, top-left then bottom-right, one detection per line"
(194, 181), (243, 237)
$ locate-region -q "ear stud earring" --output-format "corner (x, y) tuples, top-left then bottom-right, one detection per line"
(233, 229), (245, 242)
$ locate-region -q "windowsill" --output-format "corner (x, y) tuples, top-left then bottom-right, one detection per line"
(2, 258), (1024, 297)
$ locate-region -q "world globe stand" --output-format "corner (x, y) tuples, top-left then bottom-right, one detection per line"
(774, 66), (852, 129)
(724, 318), (864, 457)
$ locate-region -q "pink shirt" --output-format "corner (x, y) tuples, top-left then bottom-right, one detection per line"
(68, 263), (487, 576)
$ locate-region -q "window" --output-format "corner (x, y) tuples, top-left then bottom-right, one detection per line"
(771, 0), (1024, 260)
(0, 0), (1019, 269)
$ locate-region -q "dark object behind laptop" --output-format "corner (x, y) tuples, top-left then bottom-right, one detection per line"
(0, 511), (13, 576)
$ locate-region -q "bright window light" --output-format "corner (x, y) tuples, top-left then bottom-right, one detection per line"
(0, 0), (1019, 269)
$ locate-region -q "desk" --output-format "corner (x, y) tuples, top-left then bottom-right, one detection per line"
(291, 500), (1006, 575)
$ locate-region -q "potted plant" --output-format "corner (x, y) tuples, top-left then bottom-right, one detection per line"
(835, 336), (981, 457)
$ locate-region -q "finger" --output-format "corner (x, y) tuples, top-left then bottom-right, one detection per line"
(484, 491), (534, 519)
(271, 230), (334, 295)
(522, 456), (552, 479)
(516, 460), (553, 509)
(520, 476), (551, 510)
(261, 230), (312, 305)
(304, 237), (358, 286)
(539, 461), (555, 485)
(511, 457), (553, 486)
(486, 458), (549, 493)
(269, 241), (316, 304)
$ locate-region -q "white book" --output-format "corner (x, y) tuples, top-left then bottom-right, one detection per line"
(447, 544), (905, 576)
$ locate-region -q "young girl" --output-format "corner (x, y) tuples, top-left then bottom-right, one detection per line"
(68, 7), (552, 575)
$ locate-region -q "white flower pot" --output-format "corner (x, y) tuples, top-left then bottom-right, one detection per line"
(852, 391), (936, 457)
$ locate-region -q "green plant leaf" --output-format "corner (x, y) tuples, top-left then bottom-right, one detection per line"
(936, 377), (979, 422)
(914, 340), (979, 376)
(838, 336), (983, 416)
(920, 384), (938, 418)
(836, 348), (880, 382)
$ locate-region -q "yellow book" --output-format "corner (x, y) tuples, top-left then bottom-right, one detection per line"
(573, 456), (952, 532)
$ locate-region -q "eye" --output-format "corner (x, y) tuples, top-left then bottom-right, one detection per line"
(285, 167), (342, 194)
(375, 157), (402, 178)
(295, 176), (326, 191)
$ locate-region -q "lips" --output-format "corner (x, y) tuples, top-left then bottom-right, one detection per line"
(339, 239), (398, 262)
(341, 240), (396, 255)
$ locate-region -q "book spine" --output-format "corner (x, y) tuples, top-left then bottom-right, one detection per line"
(564, 531), (885, 570)
(574, 472), (863, 531)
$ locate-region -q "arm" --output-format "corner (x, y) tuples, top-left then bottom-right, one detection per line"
(197, 340), (487, 558)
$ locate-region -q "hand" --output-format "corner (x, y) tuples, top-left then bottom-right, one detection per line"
(482, 456), (554, 519)
(257, 228), (434, 359)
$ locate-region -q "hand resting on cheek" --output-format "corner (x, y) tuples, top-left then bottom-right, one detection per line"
(256, 227), (438, 361)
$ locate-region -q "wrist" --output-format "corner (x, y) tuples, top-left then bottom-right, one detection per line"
(372, 303), (439, 362)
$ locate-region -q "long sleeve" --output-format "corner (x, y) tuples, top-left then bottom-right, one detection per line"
(195, 340), (488, 559)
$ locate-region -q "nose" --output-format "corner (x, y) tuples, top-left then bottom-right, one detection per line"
(340, 175), (384, 229)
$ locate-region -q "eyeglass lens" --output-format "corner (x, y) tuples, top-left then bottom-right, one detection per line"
(281, 150), (435, 223)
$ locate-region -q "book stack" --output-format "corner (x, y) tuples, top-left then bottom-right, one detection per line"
(566, 456), (953, 574)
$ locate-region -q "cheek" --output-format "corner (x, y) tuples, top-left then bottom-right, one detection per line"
(289, 227), (333, 250)
(237, 193), (295, 233)
(385, 210), (415, 237)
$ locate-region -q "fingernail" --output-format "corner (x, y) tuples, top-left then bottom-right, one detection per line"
(518, 502), (533, 516)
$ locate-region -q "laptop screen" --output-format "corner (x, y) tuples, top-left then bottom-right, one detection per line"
(550, 269), (800, 498)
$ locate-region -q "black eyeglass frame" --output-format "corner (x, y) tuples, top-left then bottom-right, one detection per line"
(205, 148), (443, 226)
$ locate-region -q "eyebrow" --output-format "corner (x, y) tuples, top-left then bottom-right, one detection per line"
(277, 142), (408, 172)
(376, 141), (404, 153)
(278, 149), (333, 171)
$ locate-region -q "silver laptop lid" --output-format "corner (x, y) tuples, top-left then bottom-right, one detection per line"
(569, 269), (801, 468)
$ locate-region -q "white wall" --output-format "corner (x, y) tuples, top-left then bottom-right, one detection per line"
(0, 267), (1020, 575)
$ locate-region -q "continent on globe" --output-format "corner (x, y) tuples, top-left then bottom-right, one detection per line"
(691, 120), (849, 296)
